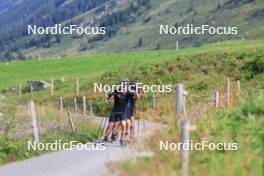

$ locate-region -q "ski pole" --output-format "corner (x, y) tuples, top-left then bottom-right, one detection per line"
(143, 95), (145, 130)
(100, 117), (108, 138)
(97, 117), (105, 138)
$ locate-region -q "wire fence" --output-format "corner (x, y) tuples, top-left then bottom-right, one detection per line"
(0, 78), (241, 142)
(0, 77), (243, 176)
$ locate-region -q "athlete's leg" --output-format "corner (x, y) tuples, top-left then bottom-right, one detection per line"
(124, 105), (130, 139)
(130, 116), (135, 137)
(103, 111), (116, 141)
(103, 122), (114, 141)
(110, 121), (120, 141)
(126, 119), (131, 141)
(129, 106), (135, 138)
(120, 119), (127, 143)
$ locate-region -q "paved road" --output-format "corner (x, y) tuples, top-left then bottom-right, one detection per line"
(0, 120), (154, 176)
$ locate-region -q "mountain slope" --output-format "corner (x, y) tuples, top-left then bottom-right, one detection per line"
(0, 0), (263, 60)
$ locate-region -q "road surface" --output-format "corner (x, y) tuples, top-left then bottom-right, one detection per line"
(0, 120), (155, 176)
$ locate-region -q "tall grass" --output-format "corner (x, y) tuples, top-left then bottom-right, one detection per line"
(115, 91), (264, 176)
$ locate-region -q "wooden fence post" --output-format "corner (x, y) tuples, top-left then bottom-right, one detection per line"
(60, 76), (65, 82)
(60, 97), (63, 112)
(176, 40), (179, 50)
(181, 119), (190, 176)
(152, 92), (156, 109)
(183, 91), (188, 117)
(74, 97), (78, 113)
(30, 85), (33, 98)
(236, 80), (240, 96)
(225, 78), (230, 107)
(83, 96), (86, 116)
(76, 78), (80, 96)
(51, 78), (54, 96)
(175, 84), (184, 122)
(213, 88), (219, 110)
(30, 100), (39, 142)
(66, 109), (75, 132)
(89, 97), (93, 114)
(19, 83), (22, 98)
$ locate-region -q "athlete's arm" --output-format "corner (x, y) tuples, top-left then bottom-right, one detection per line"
(107, 92), (114, 100)
(134, 91), (140, 99)
(138, 89), (145, 98)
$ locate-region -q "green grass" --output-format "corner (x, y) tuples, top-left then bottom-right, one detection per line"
(0, 39), (263, 174)
(1, 39), (263, 92)
(0, 123), (98, 165)
(0, 49), (175, 91)
(117, 94), (264, 176)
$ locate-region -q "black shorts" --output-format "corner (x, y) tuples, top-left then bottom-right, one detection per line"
(130, 105), (135, 117)
(125, 105), (135, 120)
(109, 111), (126, 122)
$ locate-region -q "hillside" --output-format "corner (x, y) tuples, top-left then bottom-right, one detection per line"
(0, 39), (263, 97)
(0, 0), (264, 60)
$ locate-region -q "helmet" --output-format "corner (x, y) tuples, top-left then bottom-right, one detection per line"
(129, 80), (137, 86)
(129, 80), (138, 91)
(120, 79), (129, 85)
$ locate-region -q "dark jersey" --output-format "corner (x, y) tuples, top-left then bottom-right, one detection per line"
(110, 90), (134, 112)
(127, 92), (136, 108)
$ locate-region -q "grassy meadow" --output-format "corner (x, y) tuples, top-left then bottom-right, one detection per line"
(0, 39), (263, 174)
(0, 39), (263, 92)
(116, 95), (264, 176)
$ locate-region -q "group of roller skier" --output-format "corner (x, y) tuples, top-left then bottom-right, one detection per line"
(101, 79), (144, 146)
